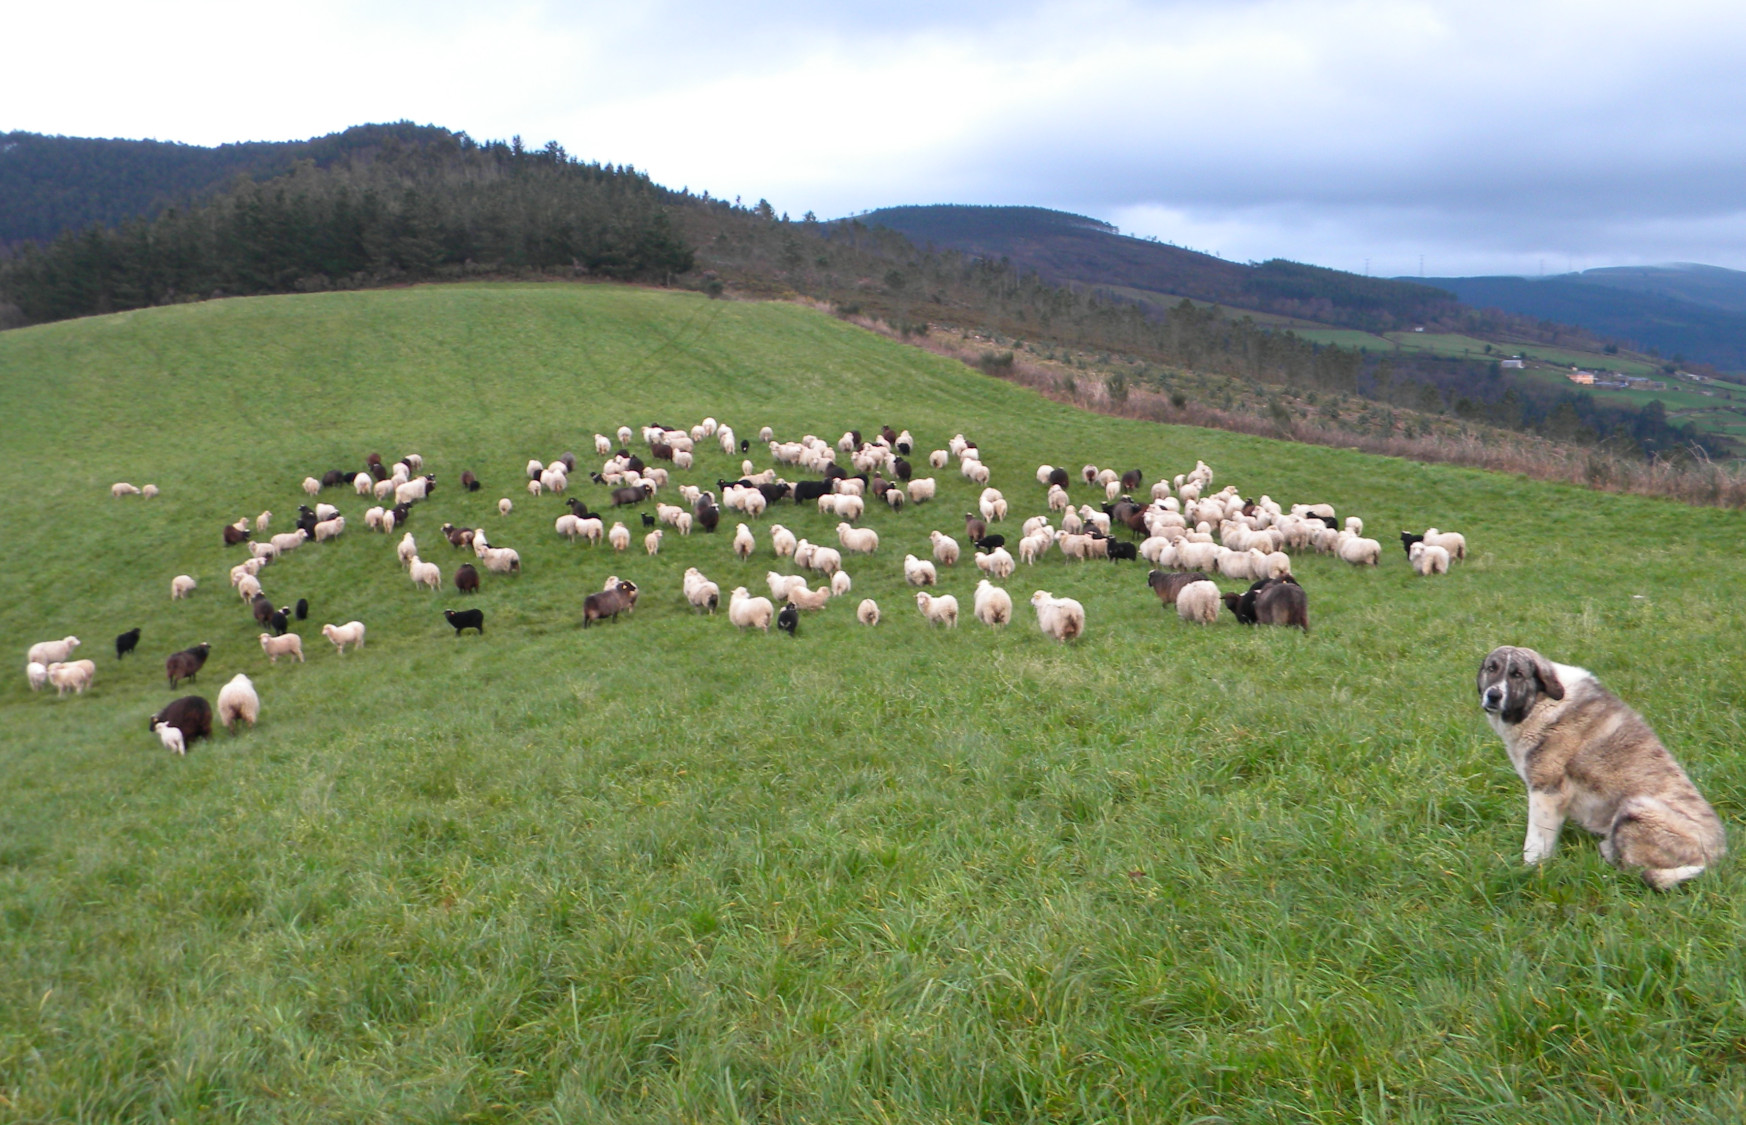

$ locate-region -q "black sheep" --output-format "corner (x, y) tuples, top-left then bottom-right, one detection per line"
(455, 563), (480, 594)
(555, 453), (576, 472)
(1047, 466), (1070, 489)
(444, 608), (485, 635)
(1222, 577), (1309, 632)
(965, 514), (987, 542)
(270, 608), (290, 636)
(294, 598), (309, 620)
(974, 534), (1006, 552)
(461, 470), (481, 492)
(251, 594), (275, 626)
(610, 484), (653, 506)
(165, 643), (211, 688)
(793, 480), (832, 504)
(320, 469), (347, 488)
(583, 580), (639, 627)
(1121, 469), (1143, 491)
(115, 627), (141, 659)
(1399, 531), (1425, 556)
(739, 439), (749, 453)
(777, 602), (799, 636)
(222, 523), (250, 546)
(695, 496), (720, 533)
(1105, 540), (1138, 562)
(641, 513), (656, 528)
(150, 695), (212, 745)
(391, 503), (413, 526)
(565, 498), (596, 518)
(295, 512), (318, 536)
(757, 481), (791, 505)
(894, 457), (912, 481)
(1146, 570), (1211, 605)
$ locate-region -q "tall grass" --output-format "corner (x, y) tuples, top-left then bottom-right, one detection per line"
(2, 283), (1745, 1122)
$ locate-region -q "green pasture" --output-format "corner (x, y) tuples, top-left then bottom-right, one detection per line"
(3, 284), (1745, 1122)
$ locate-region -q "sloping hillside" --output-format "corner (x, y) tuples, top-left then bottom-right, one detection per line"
(3, 284), (1744, 1120)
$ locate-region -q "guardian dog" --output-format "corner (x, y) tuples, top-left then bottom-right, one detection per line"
(1477, 645), (1724, 889)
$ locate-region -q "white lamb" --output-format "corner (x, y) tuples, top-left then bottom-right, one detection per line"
(644, 529), (663, 555)
(929, 449), (949, 469)
(482, 547), (520, 574)
(1175, 580), (1222, 624)
(397, 532), (418, 567)
(302, 476), (321, 497)
(271, 530), (308, 554)
(683, 568), (721, 614)
(216, 673), (260, 731)
(837, 523), (879, 554)
(1019, 533), (1052, 565)
(153, 720), (186, 756)
(904, 554), (938, 586)
(48, 659), (96, 695)
(1029, 591), (1085, 642)
(171, 574), (198, 600)
(1409, 541), (1451, 575)
(111, 482), (141, 498)
(26, 662), (49, 692)
(830, 570), (852, 596)
(975, 547), (1015, 580)
(354, 472), (373, 495)
(407, 557), (440, 591)
(315, 502), (340, 522)
(729, 587), (775, 632)
(770, 525), (797, 559)
(499, 498), (513, 516)
(260, 632), (304, 663)
(322, 621), (366, 654)
(928, 530), (960, 567)
(978, 487), (1008, 522)
(914, 591), (959, 627)
(733, 523), (756, 560)
(315, 516), (346, 542)
(608, 522), (630, 551)
(789, 583), (832, 610)
(250, 540), (280, 562)
(1336, 531), (1381, 566)
(141, 484), (159, 498)
(373, 478), (398, 500)
(973, 580), (1013, 627)
(255, 510), (272, 532)
(857, 599), (881, 625)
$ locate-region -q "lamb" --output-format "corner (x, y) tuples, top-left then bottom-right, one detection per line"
(165, 642), (211, 687)
(904, 554), (938, 586)
(929, 449), (949, 469)
(28, 636), (80, 666)
(397, 532), (419, 567)
(973, 580), (1013, 627)
(770, 525), (797, 558)
(354, 472), (374, 495)
(444, 608), (485, 635)
(499, 498), (513, 516)
(609, 522), (631, 551)
(47, 659), (97, 695)
(255, 510), (272, 532)
(1018, 532), (1053, 565)
(315, 502), (340, 522)
(788, 584), (832, 611)
(153, 720), (186, 756)
(728, 587), (775, 632)
(975, 547), (1015, 579)
(914, 591), (959, 627)
(171, 574), (198, 600)
(683, 568), (721, 614)
(1335, 531), (1382, 566)
(1175, 580), (1222, 624)
(150, 695), (212, 746)
(733, 523), (756, 560)
(830, 570), (852, 596)
(216, 673), (260, 732)
(1409, 541), (1451, 575)
(1027, 591), (1084, 641)
(270, 530), (308, 554)
(831, 522), (877, 555)
(644, 529), (664, 556)
(111, 481), (141, 498)
(409, 557), (442, 591)
(259, 632), (304, 663)
(139, 484), (158, 498)
(302, 476), (321, 497)
(314, 516), (346, 542)
(856, 599), (881, 625)
(115, 627), (141, 659)
(978, 488), (1008, 522)
(322, 621), (366, 654)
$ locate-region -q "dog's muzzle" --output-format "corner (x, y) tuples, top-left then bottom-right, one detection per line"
(1481, 686), (1505, 713)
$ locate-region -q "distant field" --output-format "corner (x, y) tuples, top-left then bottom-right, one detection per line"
(4, 284), (1746, 1121)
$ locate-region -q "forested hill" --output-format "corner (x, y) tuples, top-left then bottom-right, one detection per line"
(0, 122), (458, 247)
(855, 204), (1459, 334)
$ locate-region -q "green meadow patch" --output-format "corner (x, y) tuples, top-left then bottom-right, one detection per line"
(2, 283), (1745, 1122)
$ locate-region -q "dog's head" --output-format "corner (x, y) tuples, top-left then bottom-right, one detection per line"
(1477, 646), (1565, 723)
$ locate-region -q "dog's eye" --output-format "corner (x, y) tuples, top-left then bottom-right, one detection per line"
(1509, 669), (1522, 677)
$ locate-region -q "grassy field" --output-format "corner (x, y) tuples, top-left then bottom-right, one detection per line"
(4, 283), (1746, 1123)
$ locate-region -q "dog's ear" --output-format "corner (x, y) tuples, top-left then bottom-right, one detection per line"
(1530, 650), (1565, 700)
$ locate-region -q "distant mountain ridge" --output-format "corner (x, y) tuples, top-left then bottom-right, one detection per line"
(1424, 265), (1746, 371)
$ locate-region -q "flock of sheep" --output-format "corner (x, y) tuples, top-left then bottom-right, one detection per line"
(32, 417), (1467, 755)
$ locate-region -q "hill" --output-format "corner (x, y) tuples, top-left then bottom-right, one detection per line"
(857, 204), (1458, 333)
(4, 284), (1746, 1119)
(1427, 267), (1746, 372)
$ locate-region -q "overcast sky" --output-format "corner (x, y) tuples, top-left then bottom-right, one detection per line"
(9, 0), (1746, 277)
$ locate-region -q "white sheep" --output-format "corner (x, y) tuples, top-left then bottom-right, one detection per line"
(171, 574), (198, 600)
(141, 484), (159, 499)
(1019, 533), (1052, 565)
(619, 426), (636, 445)
(255, 510), (272, 532)
(975, 547), (1015, 579)
(271, 529), (308, 554)
(1421, 528), (1468, 560)
(216, 673), (260, 731)
(302, 476), (321, 497)
(789, 583), (831, 610)
(770, 525), (797, 559)
(314, 502), (339, 522)
(26, 662), (49, 692)
(836, 523), (879, 554)
(555, 513), (584, 541)
(809, 545), (842, 575)
(973, 580), (1013, 627)
(499, 498), (513, 516)
(315, 516), (346, 542)
(856, 599), (881, 626)
(1409, 541), (1451, 575)
(1345, 515), (1364, 535)
(409, 557), (441, 591)
(364, 506), (386, 531)
(526, 458), (544, 479)
(929, 449), (950, 469)
(152, 719), (186, 755)
(978, 487), (1008, 522)
(904, 554), (937, 586)
(683, 568), (721, 614)
(1336, 531), (1381, 566)
(260, 632), (304, 663)
(767, 571), (807, 601)
(1175, 580), (1222, 624)
(609, 522), (630, 551)
(48, 659), (96, 695)
(1029, 591), (1085, 641)
(397, 532), (419, 567)
(373, 478), (397, 501)
(915, 591), (959, 627)
(354, 472), (373, 495)
(905, 477), (936, 503)
(482, 547), (520, 574)
(322, 621), (366, 654)
(729, 587), (775, 632)
(733, 523), (756, 560)
(250, 540), (281, 562)
(644, 529), (664, 556)
(111, 481), (141, 497)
